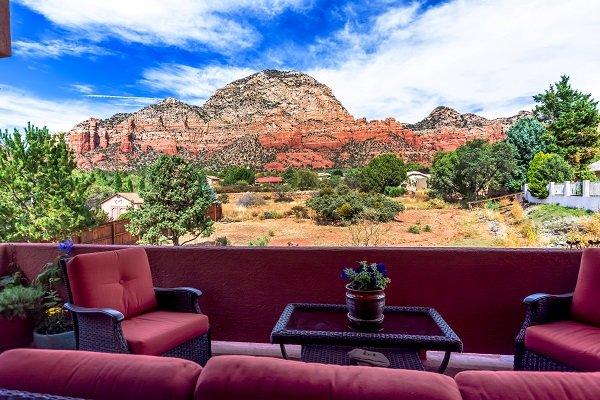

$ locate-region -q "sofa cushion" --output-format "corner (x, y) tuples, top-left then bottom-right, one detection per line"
(525, 320), (600, 371)
(67, 247), (157, 318)
(456, 370), (600, 400)
(572, 248), (600, 327)
(0, 349), (201, 400)
(195, 355), (462, 400)
(122, 310), (209, 355)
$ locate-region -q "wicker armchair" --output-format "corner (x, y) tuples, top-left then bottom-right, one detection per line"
(514, 248), (600, 371)
(61, 247), (211, 365)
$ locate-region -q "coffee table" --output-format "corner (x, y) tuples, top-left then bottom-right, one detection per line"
(271, 303), (462, 373)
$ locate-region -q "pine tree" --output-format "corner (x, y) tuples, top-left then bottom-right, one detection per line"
(113, 173), (123, 192)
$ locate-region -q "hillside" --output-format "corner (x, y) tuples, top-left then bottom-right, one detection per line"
(68, 70), (527, 170)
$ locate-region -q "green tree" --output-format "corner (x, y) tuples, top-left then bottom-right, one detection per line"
(360, 153), (408, 193)
(534, 75), (600, 169)
(290, 169), (320, 190)
(0, 123), (97, 241)
(124, 177), (134, 192)
(526, 152), (574, 199)
(138, 176), (146, 192)
(127, 155), (216, 245)
(221, 166), (255, 185)
(505, 117), (549, 191)
(113, 173), (123, 191)
(429, 140), (517, 202)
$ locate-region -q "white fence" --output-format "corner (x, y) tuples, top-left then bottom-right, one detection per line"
(524, 180), (600, 211)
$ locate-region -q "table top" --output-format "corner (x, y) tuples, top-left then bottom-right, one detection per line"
(271, 303), (462, 352)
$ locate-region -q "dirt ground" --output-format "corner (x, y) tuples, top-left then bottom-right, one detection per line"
(190, 192), (498, 247)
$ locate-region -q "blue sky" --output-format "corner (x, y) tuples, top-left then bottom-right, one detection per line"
(1, 0), (599, 132)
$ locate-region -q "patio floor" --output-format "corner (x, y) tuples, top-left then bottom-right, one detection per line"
(212, 341), (514, 377)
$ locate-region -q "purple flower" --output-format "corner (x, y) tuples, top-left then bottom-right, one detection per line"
(376, 262), (387, 276)
(58, 239), (74, 256)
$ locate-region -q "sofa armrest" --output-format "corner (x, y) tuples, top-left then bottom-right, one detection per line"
(154, 287), (202, 313)
(63, 303), (128, 353)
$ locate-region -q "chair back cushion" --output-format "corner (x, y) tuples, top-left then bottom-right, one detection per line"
(572, 249), (600, 327)
(456, 370), (600, 400)
(195, 355), (462, 400)
(0, 349), (202, 400)
(67, 247), (157, 318)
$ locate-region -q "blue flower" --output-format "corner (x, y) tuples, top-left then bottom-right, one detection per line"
(340, 268), (349, 280)
(376, 262), (387, 276)
(58, 239), (74, 256)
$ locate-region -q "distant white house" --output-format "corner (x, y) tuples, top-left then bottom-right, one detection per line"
(406, 171), (431, 191)
(589, 161), (600, 179)
(100, 192), (143, 221)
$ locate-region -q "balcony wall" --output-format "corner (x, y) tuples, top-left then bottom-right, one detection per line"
(0, 243), (582, 354)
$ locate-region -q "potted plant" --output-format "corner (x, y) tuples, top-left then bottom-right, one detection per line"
(32, 239), (75, 349)
(341, 261), (391, 331)
(0, 272), (44, 351)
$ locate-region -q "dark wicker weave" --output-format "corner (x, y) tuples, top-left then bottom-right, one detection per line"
(0, 389), (79, 400)
(514, 292), (575, 371)
(60, 259), (211, 366)
(301, 345), (425, 370)
(271, 303), (462, 373)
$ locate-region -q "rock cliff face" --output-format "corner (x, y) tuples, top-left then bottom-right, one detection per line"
(68, 70), (527, 170)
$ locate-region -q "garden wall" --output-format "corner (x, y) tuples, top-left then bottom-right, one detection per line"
(0, 243), (582, 355)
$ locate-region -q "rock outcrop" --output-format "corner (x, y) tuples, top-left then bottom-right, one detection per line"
(68, 70), (527, 170)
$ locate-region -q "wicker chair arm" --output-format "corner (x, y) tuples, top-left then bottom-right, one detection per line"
(154, 287), (202, 313)
(523, 292), (573, 324)
(63, 303), (125, 322)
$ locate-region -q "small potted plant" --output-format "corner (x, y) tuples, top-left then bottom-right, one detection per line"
(32, 239), (75, 350)
(341, 261), (391, 331)
(0, 272), (44, 351)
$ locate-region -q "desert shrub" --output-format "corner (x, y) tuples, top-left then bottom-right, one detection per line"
(221, 166), (256, 185)
(274, 184), (294, 202)
(510, 202), (525, 222)
(427, 198), (446, 209)
(519, 219), (538, 244)
(291, 205), (309, 219)
(408, 224), (421, 234)
(215, 236), (230, 246)
(248, 235), (270, 246)
(237, 192), (266, 207)
(218, 193), (229, 204)
(526, 152), (573, 199)
(268, 230), (275, 237)
(263, 210), (284, 219)
(423, 224), (432, 232)
(290, 169), (320, 190)
(348, 218), (390, 246)
(306, 186), (404, 224)
(384, 186), (405, 197)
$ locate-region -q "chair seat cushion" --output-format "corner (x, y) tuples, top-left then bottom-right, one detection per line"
(0, 349), (202, 400)
(122, 310), (209, 355)
(525, 320), (600, 371)
(195, 355), (462, 400)
(456, 370), (600, 400)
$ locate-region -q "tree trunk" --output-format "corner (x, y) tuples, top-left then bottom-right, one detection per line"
(172, 236), (179, 246)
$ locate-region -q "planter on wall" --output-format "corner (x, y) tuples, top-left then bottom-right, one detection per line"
(0, 316), (33, 351)
(33, 330), (75, 350)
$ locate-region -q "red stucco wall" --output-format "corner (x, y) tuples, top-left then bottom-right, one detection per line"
(0, 243), (582, 354)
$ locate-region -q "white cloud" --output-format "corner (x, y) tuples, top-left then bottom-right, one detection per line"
(0, 85), (139, 132)
(71, 84), (94, 94)
(13, 40), (112, 58)
(16, 0), (308, 53)
(308, 0), (600, 122)
(141, 64), (255, 104)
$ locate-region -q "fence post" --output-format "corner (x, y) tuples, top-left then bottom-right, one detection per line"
(564, 181), (571, 197)
(583, 180), (590, 197)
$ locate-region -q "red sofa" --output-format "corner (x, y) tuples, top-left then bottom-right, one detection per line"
(1, 349), (599, 400)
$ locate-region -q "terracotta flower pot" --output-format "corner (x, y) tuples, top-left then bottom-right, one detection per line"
(0, 316), (33, 351)
(345, 284), (385, 331)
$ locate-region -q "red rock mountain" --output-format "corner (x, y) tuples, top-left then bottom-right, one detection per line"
(68, 70), (528, 170)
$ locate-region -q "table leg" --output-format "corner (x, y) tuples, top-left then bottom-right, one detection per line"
(438, 351), (452, 374)
(280, 344), (288, 359)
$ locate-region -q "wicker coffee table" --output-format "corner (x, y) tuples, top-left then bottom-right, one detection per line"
(271, 303), (462, 373)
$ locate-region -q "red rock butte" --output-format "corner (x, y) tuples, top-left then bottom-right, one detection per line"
(68, 69), (528, 171)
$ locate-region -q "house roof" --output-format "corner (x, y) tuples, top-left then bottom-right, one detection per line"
(255, 176), (283, 184)
(407, 171), (431, 178)
(101, 192), (144, 205)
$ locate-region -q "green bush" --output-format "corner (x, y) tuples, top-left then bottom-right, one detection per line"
(291, 205), (309, 219)
(290, 169), (320, 190)
(263, 210), (284, 219)
(248, 236), (270, 246)
(384, 186), (405, 197)
(426, 198), (446, 209)
(221, 166), (256, 185)
(306, 186), (404, 224)
(408, 224), (421, 234)
(360, 154), (408, 193)
(215, 236), (230, 246)
(423, 225), (432, 232)
(0, 285), (44, 320)
(526, 152), (574, 198)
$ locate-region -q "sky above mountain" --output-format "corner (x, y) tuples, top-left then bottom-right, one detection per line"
(1, 0), (599, 132)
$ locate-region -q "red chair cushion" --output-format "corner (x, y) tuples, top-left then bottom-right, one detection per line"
(121, 310), (209, 355)
(456, 370), (600, 400)
(572, 249), (600, 327)
(67, 247), (157, 318)
(195, 355), (462, 400)
(525, 320), (600, 371)
(0, 349), (201, 400)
